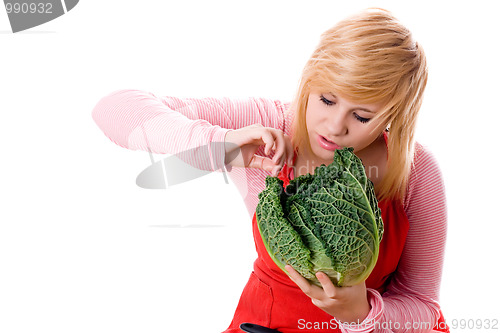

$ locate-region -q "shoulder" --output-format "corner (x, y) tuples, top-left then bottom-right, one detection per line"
(403, 142), (447, 211)
(235, 97), (289, 112)
(234, 97), (291, 128)
(262, 98), (291, 119)
(412, 142), (444, 178)
(244, 98), (292, 133)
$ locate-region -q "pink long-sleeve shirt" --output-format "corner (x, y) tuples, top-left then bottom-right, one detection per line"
(91, 89), (448, 333)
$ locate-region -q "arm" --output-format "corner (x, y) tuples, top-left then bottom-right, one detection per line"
(339, 144), (448, 333)
(91, 89), (288, 171)
(380, 144), (447, 332)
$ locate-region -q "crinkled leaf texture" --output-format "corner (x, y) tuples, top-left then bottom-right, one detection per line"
(256, 147), (383, 287)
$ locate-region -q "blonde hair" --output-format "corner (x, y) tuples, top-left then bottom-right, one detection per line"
(288, 8), (428, 202)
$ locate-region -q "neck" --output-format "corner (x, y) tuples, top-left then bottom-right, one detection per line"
(292, 150), (324, 177)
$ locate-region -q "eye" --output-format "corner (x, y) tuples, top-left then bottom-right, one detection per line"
(320, 95), (335, 106)
(354, 113), (371, 123)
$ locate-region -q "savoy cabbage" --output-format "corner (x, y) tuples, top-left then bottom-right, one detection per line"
(256, 147), (383, 287)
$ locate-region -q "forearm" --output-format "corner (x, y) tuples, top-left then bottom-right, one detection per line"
(92, 90), (286, 171)
(92, 90), (225, 149)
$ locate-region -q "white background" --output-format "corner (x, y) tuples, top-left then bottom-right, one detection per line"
(1, 1), (499, 332)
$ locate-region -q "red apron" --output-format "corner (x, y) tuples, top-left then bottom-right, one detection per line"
(223, 152), (449, 333)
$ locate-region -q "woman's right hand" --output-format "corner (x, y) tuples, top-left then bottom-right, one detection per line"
(224, 124), (295, 176)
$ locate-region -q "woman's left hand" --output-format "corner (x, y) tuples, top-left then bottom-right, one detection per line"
(285, 265), (371, 324)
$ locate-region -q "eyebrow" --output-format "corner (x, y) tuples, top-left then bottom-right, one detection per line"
(328, 93), (376, 113)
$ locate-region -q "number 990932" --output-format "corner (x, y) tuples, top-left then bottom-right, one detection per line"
(451, 318), (498, 330)
(5, 2), (53, 14)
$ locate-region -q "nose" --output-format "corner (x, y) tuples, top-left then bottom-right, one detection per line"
(326, 109), (348, 136)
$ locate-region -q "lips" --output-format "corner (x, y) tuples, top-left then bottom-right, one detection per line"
(317, 134), (341, 151)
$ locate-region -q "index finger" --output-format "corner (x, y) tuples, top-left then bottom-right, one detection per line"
(285, 265), (324, 299)
(315, 271), (338, 299)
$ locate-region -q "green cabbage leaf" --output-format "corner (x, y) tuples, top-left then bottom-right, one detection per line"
(256, 147), (383, 287)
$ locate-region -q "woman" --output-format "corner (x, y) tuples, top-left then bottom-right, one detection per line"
(92, 8), (449, 333)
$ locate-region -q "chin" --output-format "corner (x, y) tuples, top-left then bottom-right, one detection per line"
(311, 146), (335, 163)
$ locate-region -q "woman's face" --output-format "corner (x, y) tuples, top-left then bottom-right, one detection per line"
(304, 91), (387, 165)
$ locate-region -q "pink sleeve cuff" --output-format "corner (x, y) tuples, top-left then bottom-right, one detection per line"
(338, 288), (384, 333)
(210, 128), (233, 172)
